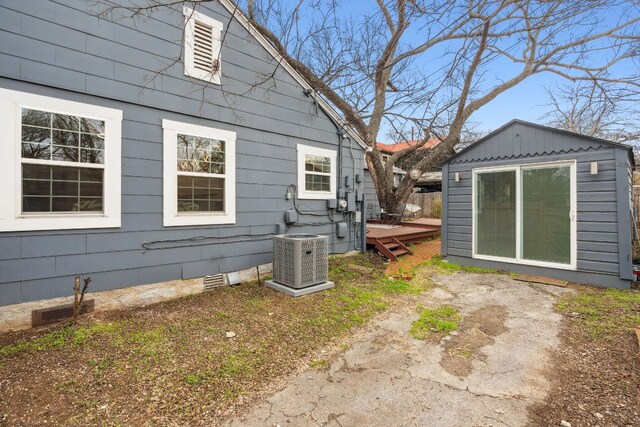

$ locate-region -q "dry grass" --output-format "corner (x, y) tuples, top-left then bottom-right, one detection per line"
(0, 251), (436, 427)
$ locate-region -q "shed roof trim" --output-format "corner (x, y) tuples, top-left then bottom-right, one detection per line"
(442, 119), (634, 165)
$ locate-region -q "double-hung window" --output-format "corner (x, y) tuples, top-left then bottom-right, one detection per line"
(472, 161), (577, 269)
(297, 144), (337, 199)
(0, 89), (122, 232)
(162, 120), (236, 226)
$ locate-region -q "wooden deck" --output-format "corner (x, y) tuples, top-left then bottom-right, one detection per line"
(366, 219), (441, 260)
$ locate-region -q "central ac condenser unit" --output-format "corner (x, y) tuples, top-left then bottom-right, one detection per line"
(271, 234), (329, 288)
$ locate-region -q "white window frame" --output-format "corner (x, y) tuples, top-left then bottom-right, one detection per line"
(471, 160), (577, 270)
(0, 88), (122, 232)
(297, 144), (337, 200)
(162, 119), (236, 226)
(183, 7), (223, 85)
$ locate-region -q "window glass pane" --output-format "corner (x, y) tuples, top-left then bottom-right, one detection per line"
(80, 118), (105, 134)
(51, 197), (79, 212)
(522, 166), (571, 264)
(23, 164), (51, 179)
(22, 126), (51, 144)
(21, 108), (104, 164)
(78, 198), (103, 212)
(23, 180), (51, 196)
(80, 148), (104, 164)
(22, 142), (51, 160)
(80, 182), (103, 197)
(177, 133), (225, 174)
(177, 175), (224, 212)
(52, 113), (79, 131)
(80, 133), (104, 150)
(52, 145), (79, 162)
(52, 181), (78, 196)
(22, 197), (51, 212)
(305, 173), (331, 192)
(475, 171), (516, 258)
(305, 154), (331, 173)
(22, 164), (103, 213)
(22, 109), (51, 127)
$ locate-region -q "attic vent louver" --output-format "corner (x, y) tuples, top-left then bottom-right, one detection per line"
(183, 7), (222, 84)
(193, 20), (217, 73)
(203, 273), (225, 291)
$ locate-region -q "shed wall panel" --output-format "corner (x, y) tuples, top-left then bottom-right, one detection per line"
(442, 122), (632, 288)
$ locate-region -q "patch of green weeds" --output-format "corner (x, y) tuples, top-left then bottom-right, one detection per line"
(420, 255), (500, 274)
(223, 388), (239, 399)
(381, 277), (425, 294)
(88, 357), (118, 377)
(124, 327), (166, 357)
(185, 371), (210, 386)
(328, 253), (383, 285)
(0, 341), (29, 358)
(0, 321), (122, 358)
(244, 296), (270, 310)
(216, 349), (255, 379)
(328, 263), (361, 283)
(410, 305), (461, 340)
(309, 359), (329, 370)
(215, 310), (229, 319)
(206, 327), (217, 335)
(557, 288), (640, 337)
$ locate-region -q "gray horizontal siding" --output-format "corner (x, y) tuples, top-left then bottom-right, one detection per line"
(363, 170), (380, 218)
(0, 0), (341, 141)
(0, 0), (366, 306)
(442, 122), (632, 288)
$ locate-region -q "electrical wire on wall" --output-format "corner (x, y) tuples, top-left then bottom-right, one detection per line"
(141, 233), (276, 251)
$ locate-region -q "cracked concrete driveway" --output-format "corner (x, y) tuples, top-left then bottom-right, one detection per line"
(226, 272), (571, 427)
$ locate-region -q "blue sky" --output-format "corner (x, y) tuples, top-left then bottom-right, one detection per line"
(470, 74), (555, 133)
(280, 1), (637, 142)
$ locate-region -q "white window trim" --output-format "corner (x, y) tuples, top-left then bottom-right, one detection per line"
(162, 119), (236, 226)
(183, 6), (223, 84)
(297, 144), (337, 200)
(471, 160), (577, 270)
(0, 88), (122, 232)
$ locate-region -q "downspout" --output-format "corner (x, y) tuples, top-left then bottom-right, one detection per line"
(360, 192), (367, 253)
(305, 89), (345, 198)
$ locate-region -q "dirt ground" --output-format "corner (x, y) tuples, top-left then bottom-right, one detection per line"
(0, 253), (393, 427)
(226, 272), (571, 426)
(2, 247), (638, 426)
(384, 238), (441, 277)
(528, 285), (640, 427)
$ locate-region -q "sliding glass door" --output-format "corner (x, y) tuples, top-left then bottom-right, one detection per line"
(475, 170), (516, 258)
(521, 165), (571, 264)
(473, 161), (575, 269)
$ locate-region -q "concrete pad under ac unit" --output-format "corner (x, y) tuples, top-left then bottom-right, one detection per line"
(264, 280), (334, 297)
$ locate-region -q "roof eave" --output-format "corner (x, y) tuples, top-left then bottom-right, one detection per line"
(217, 0), (367, 150)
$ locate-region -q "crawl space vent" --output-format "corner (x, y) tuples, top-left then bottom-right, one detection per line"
(203, 273), (225, 291)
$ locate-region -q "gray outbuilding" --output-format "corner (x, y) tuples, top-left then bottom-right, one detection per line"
(441, 120), (635, 289)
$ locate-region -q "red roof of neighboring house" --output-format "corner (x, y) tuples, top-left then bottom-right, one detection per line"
(376, 138), (440, 153)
